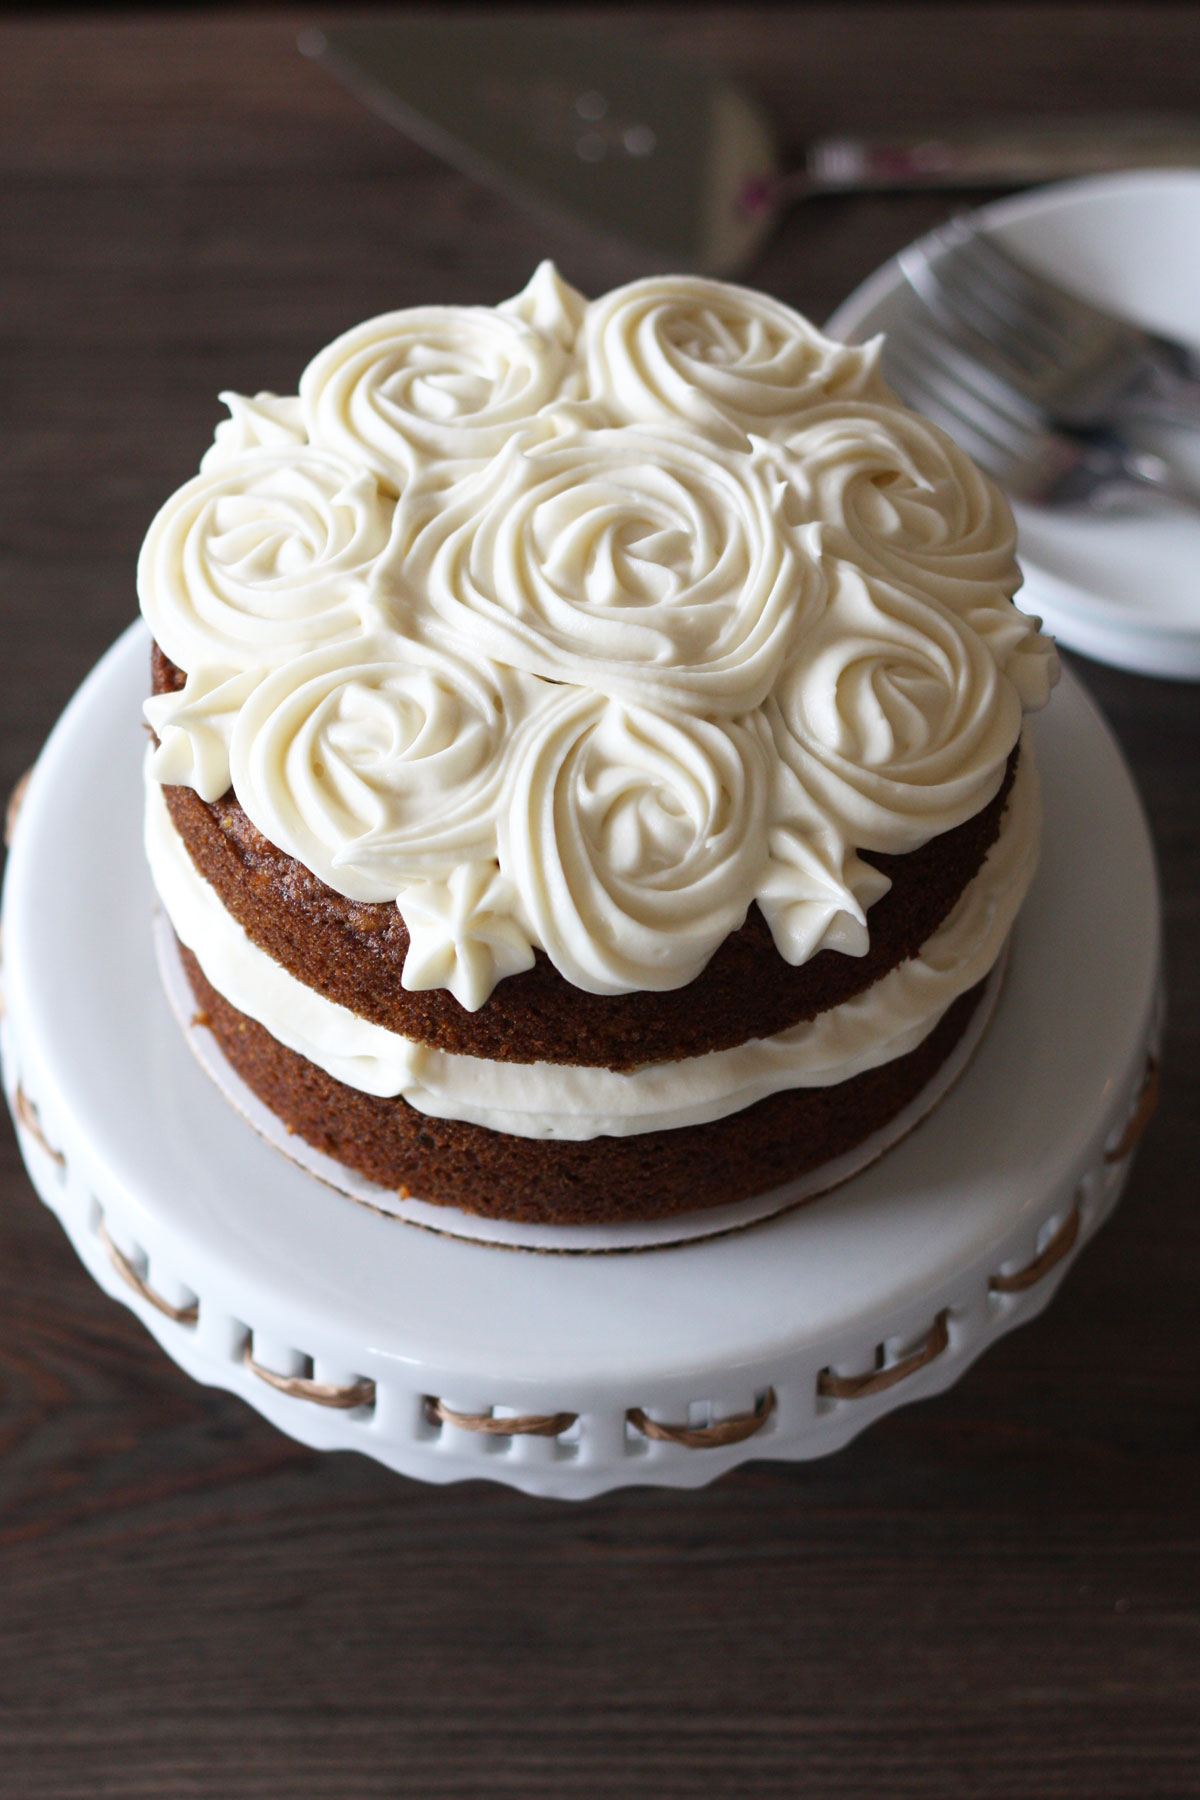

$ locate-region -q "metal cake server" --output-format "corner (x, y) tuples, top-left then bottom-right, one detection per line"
(302, 18), (1200, 275)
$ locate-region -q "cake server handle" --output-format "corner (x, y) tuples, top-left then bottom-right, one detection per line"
(743, 114), (1200, 214)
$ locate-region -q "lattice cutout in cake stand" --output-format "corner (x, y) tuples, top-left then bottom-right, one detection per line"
(0, 1043), (1160, 1487)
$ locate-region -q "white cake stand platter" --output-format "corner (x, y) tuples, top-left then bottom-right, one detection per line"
(1, 625), (1162, 1499)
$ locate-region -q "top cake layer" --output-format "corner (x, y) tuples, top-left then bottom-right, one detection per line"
(139, 265), (1057, 1013)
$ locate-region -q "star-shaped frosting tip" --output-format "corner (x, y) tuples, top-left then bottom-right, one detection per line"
(757, 827), (892, 964)
(498, 261), (587, 352)
(144, 665), (263, 802)
(397, 862), (536, 1011)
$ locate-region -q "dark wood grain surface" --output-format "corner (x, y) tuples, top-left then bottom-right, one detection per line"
(1, 11), (1198, 1797)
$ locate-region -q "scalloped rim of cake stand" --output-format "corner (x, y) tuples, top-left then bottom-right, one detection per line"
(1, 624), (1162, 1498)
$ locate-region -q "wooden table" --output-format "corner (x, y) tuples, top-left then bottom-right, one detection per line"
(2, 11), (1197, 1796)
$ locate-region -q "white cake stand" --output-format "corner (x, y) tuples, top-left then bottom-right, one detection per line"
(1, 625), (1162, 1499)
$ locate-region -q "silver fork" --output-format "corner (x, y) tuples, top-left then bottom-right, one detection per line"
(898, 217), (1200, 431)
(881, 314), (1200, 513)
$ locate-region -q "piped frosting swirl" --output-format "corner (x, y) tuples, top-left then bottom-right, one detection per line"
(498, 688), (770, 995)
(227, 630), (531, 901)
(765, 563), (1022, 854)
(779, 399), (1057, 708)
(137, 447), (391, 674)
(584, 275), (886, 446)
(381, 422), (821, 716)
(299, 299), (579, 492)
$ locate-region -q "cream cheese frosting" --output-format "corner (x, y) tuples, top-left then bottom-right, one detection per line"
(226, 630), (535, 899)
(498, 687), (771, 995)
(764, 563), (1022, 855)
(583, 275), (886, 446)
(138, 447), (392, 675)
(140, 264), (1058, 1007)
(777, 400), (1058, 710)
(146, 741), (1040, 1139)
(298, 297), (580, 492)
(379, 422), (822, 717)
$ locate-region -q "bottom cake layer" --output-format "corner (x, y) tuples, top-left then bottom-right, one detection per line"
(179, 942), (986, 1227)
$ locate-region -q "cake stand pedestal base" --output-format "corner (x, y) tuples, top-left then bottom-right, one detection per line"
(1, 626), (1161, 1498)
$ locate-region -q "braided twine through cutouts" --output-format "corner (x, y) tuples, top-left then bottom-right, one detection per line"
(989, 1205), (1080, 1295)
(97, 1216), (198, 1325)
(626, 1389), (776, 1448)
(425, 1397), (578, 1437)
(243, 1343), (375, 1411)
(425, 1392), (778, 1448)
(13, 1082), (65, 1170)
(818, 1309), (950, 1402)
(1105, 1053), (1159, 1164)
(5, 1048), (1161, 1431)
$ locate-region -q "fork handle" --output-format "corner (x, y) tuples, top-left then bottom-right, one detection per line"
(1121, 346), (1200, 432)
(1089, 438), (1200, 516)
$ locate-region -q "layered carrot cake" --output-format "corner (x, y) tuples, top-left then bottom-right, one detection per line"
(138, 265), (1057, 1225)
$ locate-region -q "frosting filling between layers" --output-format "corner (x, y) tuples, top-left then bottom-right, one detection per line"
(145, 738), (1040, 1141)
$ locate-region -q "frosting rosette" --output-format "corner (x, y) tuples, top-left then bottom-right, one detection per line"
(497, 259), (587, 352)
(396, 863), (536, 1012)
(299, 291), (577, 493)
(144, 664), (263, 803)
(584, 275), (885, 447)
(756, 745), (894, 965)
(138, 447), (392, 675)
(200, 392), (307, 471)
(779, 400), (1058, 708)
(382, 423), (821, 716)
(228, 631), (527, 901)
(499, 686), (769, 994)
(765, 563), (1022, 854)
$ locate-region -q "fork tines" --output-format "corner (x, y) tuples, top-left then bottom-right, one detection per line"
(880, 312), (1089, 505)
(898, 218), (1161, 423)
